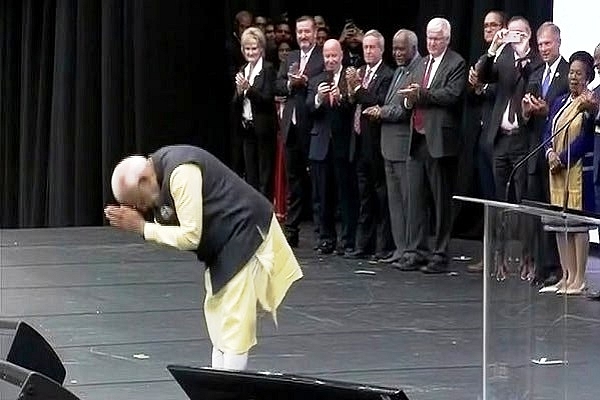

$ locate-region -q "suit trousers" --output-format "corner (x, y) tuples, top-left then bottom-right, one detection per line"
(384, 159), (408, 255)
(311, 152), (337, 244)
(241, 125), (274, 199)
(284, 124), (311, 237)
(493, 132), (530, 257)
(405, 133), (457, 261)
(355, 144), (394, 254)
(475, 126), (496, 200)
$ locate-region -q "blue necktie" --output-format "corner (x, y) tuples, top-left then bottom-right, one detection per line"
(541, 67), (551, 98)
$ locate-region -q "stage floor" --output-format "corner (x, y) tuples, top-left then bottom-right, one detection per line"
(1, 226), (599, 399)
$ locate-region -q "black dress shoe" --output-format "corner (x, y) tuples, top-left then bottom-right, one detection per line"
(375, 250), (394, 261)
(420, 262), (448, 274)
(344, 249), (372, 260)
(379, 253), (402, 263)
(392, 259), (423, 271)
(317, 241), (335, 255)
(335, 247), (354, 256)
(543, 274), (561, 286)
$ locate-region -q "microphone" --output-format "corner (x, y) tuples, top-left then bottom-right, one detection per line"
(504, 110), (582, 202)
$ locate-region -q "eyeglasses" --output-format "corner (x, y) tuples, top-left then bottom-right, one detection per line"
(484, 22), (502, 29)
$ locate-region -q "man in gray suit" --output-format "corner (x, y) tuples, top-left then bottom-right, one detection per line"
(363, 29), (421, 263)
(395, 18), (467, 273)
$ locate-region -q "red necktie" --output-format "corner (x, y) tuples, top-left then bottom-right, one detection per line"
(413, 57), (435, 133)
(353, 68), (373, 134)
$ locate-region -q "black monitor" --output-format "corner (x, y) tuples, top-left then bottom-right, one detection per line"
(167, 365), (409, 400)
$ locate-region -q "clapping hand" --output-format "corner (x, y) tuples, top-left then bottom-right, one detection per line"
(577, 89), (599, 114)
(362, 105), (381, 119)
(235, 72), (250, 94)
(522, 93), (548, 118)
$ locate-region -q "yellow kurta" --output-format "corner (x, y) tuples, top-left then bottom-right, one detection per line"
(142, 163), (303, 354)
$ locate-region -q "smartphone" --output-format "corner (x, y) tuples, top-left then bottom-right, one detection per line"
(397, 88), (413, 94)
(502, 30), (522, 43)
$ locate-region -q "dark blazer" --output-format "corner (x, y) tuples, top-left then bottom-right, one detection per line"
(478, 45), (544, 151)
(408, 49), (467, 158)
(525, 56), (570, 174)
(306, 68), (354, 161)
(350, 62), (394, 162)
(542, 94), (595, 165)
(232, 60), (276, 137)
(592, 85), (600, 185)
(380, 55), (422, 162)
(274, 46), (325, 144)
(466, 81), (497, 158)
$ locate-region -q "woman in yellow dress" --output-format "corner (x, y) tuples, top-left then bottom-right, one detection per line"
(540, 51), (598, 295)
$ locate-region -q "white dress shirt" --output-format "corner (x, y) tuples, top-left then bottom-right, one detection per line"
(242, 57), (263, 122)
(500, 48), (531, 131)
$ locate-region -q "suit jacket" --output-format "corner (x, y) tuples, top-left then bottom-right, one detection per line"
(275, 46), (325, 145)
(306, 68), (354, 161)
(525, 56), (569, 174)
(592, 85), (600, 185)
(479, 45), (544, 151)
(380, 55), (422, 162)
(232, 60), (276, 138)
(408, 49), (467, 158)
(542, 93), (595, 165)
(350, 62), (394, 162)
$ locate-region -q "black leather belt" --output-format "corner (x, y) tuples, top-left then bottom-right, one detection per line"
(241, 119), (254, 129)
(499, 128), (520, 136)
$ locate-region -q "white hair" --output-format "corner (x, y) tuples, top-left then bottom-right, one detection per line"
(363, 29), (385, 51)
(427, 17), (452, 40)
(110, 155), (148, 203)
(393, 29), (419, 51)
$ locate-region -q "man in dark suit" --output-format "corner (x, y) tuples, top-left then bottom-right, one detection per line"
(344, 29), (394, 260)
(306, 39), (358, 255)
(363, 29), (421, 263)
(475, 16), (544, 279)
(465, 10), (507, 273)
(521, 22), (569, 288)
(275, 16), (324, 247)
(394, 17), (466, 273)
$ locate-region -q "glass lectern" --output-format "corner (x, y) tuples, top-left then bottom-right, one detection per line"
(454, 196), (600, 400)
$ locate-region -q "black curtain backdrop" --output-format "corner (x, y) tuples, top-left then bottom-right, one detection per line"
(1, 0), (551, 229)
(0, 0), (225, 228)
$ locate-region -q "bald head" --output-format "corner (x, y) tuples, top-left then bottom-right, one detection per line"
(111, 155), (148, 204)
(322, 39), (343, 71)
(323, 38), (341, 52)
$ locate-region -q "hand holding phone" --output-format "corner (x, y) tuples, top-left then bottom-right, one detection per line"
(502, 30), (524, 43)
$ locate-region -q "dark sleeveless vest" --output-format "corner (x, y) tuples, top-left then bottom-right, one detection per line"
(150, 145), (273, 293)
